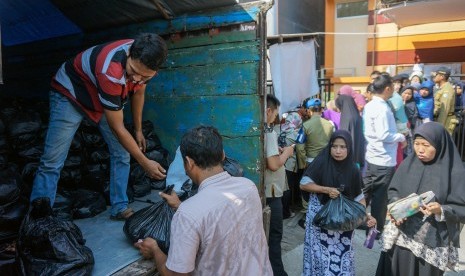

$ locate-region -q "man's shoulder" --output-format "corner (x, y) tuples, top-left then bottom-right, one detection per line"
(364, 99), (386, 113)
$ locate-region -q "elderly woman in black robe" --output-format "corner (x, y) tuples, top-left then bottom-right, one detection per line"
(376, 122), (465, 276)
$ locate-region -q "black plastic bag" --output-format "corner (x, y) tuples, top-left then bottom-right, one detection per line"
(123, 186), (175, 254)
(313, 195), (366, 232)
(0, 241), (18, 276)
(17, 197), (94, 276)
(0, 136), (8, 154)
(145, 148), (170, 169)
(72, 189), (107, 219)
(129, 165), (152, 198)
(52, 189), (74, 221)
(16, 145), (43, 162)
(178, 179), (198, 201)
(90, 150), (110, 164)
(0, 118), (4, 134)
(223, 156), (244, 177)
(7, 112), (41, 138)
(151, 179), (166, 190)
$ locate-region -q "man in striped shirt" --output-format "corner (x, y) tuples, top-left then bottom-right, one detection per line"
(30, 33), (168, 220)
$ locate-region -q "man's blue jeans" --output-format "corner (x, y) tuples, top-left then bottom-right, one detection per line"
(30, 91), (130, 216)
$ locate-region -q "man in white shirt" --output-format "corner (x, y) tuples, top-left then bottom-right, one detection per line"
(363, 73), (407, 234)
(135, 126), (272, 276)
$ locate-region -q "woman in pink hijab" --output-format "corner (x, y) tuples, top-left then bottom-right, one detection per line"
(338, 85), (366, 113)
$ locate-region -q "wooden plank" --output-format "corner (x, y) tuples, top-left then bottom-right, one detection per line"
(164, 41), (259, 68)
(223, 136), (261, 185)
(165, 24), (257, 50)
(111, 258), (158, 276)
(148, 62), (259, 97)
(143, 95), (261, 138)
(84, 3), (262, 43)
(141, 94), (262, 184)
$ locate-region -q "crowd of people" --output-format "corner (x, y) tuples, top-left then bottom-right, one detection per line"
(26, 30), (465, 275)
(272, 68), (465, 275)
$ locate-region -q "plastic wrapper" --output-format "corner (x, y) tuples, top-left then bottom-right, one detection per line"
(387, 191), (435, 221)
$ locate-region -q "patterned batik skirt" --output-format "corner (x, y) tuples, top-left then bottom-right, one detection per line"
(302, 194), (355, 276)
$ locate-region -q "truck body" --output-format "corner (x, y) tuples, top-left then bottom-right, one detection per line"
(0, 1), (271, 274)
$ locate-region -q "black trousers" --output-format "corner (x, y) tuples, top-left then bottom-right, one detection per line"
(266, 197), (288, 276)
(363, 162), (396, 233)
(282, 169), (304, 218)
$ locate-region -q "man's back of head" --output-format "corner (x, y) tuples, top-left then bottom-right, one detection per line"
(180, 126), (224, 169)
(372, 74), (393, 95)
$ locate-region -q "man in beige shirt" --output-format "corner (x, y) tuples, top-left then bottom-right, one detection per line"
(433, 66), (457, 135)
(264, 94), (294, 276)
(135, 126), (272, 276)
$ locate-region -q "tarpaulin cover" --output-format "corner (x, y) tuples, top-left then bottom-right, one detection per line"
(0, 0), (255, 46)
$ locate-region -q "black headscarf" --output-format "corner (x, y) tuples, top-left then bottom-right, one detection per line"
(335, 95), (365, 166)
(303, 129), (363, 204)
(400, 85), (418, 129)
(388, 122), (465, 247)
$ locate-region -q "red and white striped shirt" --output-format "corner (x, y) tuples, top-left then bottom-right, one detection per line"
(51, 39), (144, 123)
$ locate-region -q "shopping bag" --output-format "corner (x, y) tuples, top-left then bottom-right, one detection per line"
(123, 185), (175, 254)
(313, 195), (366, 231)
(387, 191), (435, 221)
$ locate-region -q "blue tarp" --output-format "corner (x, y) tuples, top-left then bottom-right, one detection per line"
(0, 0), (81, 46)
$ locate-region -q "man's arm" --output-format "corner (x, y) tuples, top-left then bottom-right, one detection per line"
(135, 238), (190, 276)
(433, 92), (442, 117)
(131, 86), (146, 152)
(103, 108), (166, 179)
(266, 145), (294, 171)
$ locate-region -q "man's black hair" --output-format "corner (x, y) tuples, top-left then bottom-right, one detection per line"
(129, 33), (168, 71)
(372, 74), (393, 94)
(266, 94), (281, 110)
(180, 126), (224, 169)
(370, 70), (381, 77)
(366, 83), (375, 93)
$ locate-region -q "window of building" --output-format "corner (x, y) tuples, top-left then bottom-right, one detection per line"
(336, 1), (368, 18)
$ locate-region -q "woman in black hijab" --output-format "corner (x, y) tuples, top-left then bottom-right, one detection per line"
(336, 94), (365, 168)
(300, 130), (375, 275)
(376, 122), (465, 276)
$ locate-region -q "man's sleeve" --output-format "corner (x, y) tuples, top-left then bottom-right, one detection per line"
(296, 143), (307, 170)
(165, 210), (200, 273)
(444, 89), (455, 116)
(96, 69), (124, 111)
(265, 132), (279, 158)
(433, 92), (441, 117)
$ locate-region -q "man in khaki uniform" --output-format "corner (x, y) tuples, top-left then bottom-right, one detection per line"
(295, 98), (334, 228)
(433, 67), (457, 135)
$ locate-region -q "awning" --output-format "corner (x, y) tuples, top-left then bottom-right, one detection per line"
(379, 0), (465, 29)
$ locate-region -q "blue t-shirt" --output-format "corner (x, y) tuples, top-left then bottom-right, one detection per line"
(388, 93), (408, 124)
